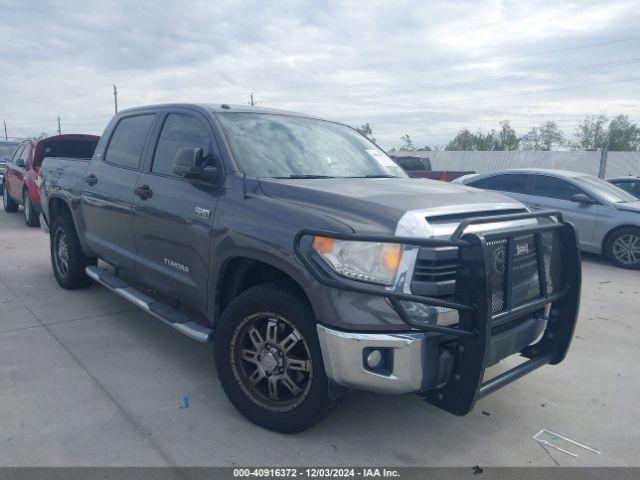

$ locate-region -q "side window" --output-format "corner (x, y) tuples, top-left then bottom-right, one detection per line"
(152, 113), (213, 177)
(18, 145), (30, 166)
(468, 177), (492, 189)
(9, 146), (24, 163)
(612, 181), (635, 194)
(470, 174), (529, 194)
(104, 114), (155, 169)
(532, 175), (583, 201)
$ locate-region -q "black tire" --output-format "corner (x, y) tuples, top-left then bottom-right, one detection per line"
(23, 190), (40, 227)
(605, 227), (640, 269)
(215, 281), (339, 433)
(50, 215), (96, 289)
(3, 183), (18, 213)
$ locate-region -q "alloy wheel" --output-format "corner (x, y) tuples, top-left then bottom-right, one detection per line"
(230, 312), (313, 412)
(612, 233), (640, 266)
(54, 229), (70, 277)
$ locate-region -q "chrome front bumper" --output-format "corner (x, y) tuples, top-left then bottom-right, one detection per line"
(317, 324), (429, 394)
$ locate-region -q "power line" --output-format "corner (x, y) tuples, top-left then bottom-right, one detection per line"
(265, 56), (640, 105)
(255, 36), (640, 95)
(506, 35), (640, 60)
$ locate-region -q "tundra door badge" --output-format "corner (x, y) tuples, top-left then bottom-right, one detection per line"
(194, 207), (211, 219)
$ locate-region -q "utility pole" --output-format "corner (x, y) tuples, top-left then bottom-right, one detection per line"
(249, 92), (255, 106)
(3, 120), (7, 141)
(113, 84), (118, 113)
(57, 116), (62, 135)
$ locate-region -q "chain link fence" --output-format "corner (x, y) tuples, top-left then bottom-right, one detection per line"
(389, 150), (640, 179)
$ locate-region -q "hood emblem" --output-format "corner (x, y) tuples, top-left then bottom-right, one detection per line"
(516, 242), (529, 256)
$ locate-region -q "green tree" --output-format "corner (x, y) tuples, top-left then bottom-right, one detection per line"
(445, 129), (476, 150)
(445, 121), (518, 151)
(520, 121), (564, 150)
(575, 115), (609, 150)
(355, 123), (376, 143)
(607, 115), (640, 151)
(495, 120), (519, 150)
(399, 134), (415, 151)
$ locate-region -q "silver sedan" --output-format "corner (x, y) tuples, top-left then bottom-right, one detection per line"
(454, 169), (640, 269)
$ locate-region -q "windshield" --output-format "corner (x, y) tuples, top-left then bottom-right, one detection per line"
(0, 142), (19, 160)
(216, 113), (406, 179)
(573, 175), (638, 203)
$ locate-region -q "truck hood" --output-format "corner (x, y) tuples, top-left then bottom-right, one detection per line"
(258, 177), (525, 234)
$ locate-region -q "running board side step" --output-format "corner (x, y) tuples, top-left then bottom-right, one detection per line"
(85, 266), (213, 343)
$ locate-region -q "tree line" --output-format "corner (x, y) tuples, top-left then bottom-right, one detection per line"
(355, 114), (640, 152)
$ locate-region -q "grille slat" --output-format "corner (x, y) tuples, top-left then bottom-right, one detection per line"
(486, 230), (562, 316)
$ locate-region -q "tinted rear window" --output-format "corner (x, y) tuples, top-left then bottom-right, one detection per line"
(42, 140), (98, 160)
(105, 115), (155, 169)
(470, 174), (529, 194)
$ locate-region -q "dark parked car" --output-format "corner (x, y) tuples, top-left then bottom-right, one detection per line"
(41, 104), (580, 432)
(608, 177), (640, 199)
(3, 135), (99, 226)
(0, 140), (20, 192)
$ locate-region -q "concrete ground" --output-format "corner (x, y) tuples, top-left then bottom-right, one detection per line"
(0, 207), (638, 467)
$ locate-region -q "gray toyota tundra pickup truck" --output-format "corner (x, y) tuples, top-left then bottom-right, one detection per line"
(40, 103), (581, 433)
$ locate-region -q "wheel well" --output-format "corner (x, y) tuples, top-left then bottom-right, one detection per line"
(216, 258), (310, 319)
(601, 225), (640, 254)
(48, 197), (72, 223)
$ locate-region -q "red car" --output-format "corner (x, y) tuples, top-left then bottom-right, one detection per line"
(3, 134), (99, 226)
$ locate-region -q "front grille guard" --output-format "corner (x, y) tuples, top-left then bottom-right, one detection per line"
(294, 210), (581, 415)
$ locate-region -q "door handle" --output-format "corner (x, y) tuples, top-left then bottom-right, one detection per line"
(86, 174), (98, 186)
(134, 184), (153, 200)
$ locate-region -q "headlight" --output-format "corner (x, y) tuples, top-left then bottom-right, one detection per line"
(312, 236), (402, 286)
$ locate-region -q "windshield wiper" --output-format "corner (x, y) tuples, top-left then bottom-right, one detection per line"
(275, 174), (336, 179)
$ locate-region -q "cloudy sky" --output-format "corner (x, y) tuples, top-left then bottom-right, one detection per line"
(1, 0), (639, 148)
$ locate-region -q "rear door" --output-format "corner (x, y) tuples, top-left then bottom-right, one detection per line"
(9, 144), (30, 202)
(530, 174), (599, 248)
(132, 109), (221, 311)
(81, 113), (156, 272)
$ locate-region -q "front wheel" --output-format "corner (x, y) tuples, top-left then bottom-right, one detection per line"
(3, 184), (18, 213)
(23, 190), (40, 227)
(215, 281), (338, 433)
(605, 227), (640, 269)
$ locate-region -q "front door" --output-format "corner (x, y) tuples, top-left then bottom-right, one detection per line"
(132, 110), (221, 312)
(81, 113), (156, 271)
(530, 174), (599, 249)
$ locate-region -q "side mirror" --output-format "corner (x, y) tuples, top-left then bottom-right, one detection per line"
(570, 193), (596, 204)
(173, 148), (219, 182)
(15, 158), (26, 168)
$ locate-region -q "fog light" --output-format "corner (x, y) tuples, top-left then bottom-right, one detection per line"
(365, 349), (384, 369)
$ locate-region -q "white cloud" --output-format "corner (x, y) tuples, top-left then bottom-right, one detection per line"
(0, 0), (639, 147)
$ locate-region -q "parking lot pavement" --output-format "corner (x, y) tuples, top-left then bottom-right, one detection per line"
(0, 208), (638, 467)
